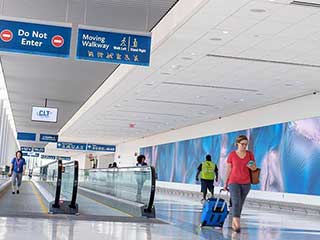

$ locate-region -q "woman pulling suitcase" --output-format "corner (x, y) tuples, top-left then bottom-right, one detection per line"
(224, 135), (257, 233)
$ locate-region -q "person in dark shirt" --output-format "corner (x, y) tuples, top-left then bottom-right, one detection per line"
(136, 154), (147, 166)
(196, 154), (219, 201)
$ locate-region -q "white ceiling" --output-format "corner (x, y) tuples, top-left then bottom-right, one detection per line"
(0, 0), (178, 147)
(58, 0), (320, 145)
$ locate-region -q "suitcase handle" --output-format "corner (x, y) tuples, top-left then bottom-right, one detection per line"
(213, 189), (229, 212)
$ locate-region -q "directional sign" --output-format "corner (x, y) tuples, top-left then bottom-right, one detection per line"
(57, 156), (71, 161)
(40, 134), (58, 142)
(0, 18), (71, 58)
(41, 155), (56, 160)
(17, 132), (36, 141)
(33, 147), (45, 153)
(57, 142), (87, 151)
(76, 26), (151, 66)
(30, 153), (40, 157)
(21, 146), (32, 152)
(87, 144), (116, 152)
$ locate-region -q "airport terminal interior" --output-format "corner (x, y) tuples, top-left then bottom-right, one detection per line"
(0, 0), (320, 239)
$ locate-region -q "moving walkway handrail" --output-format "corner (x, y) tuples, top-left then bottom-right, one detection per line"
(80, 166), (157, 214)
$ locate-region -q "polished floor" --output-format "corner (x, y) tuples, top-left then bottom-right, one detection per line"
(0, 187), (320, 239)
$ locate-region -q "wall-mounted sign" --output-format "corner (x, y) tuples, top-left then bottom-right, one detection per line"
(0, 18), (71, 58)
(21, 146), (32, 152)
(32, 106), (58, 123)
(33, 147), (45, 153)
(76, 26), (151, 66)
(87, 143), (116, 152)
(17, 132), (36, 141)
(30, 153), (40, 157)
(57, 142), (87, 151)
(40, 134), (58, 142)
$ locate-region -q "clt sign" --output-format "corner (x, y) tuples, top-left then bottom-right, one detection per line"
(0, 18), (71, 58)
(32, 107), (58, 123)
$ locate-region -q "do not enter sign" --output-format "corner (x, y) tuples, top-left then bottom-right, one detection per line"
(51, 35), (64, 48)
(0, 29), (13, 42)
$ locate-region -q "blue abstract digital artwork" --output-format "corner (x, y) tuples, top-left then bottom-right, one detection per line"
(140, 117), (320, 196)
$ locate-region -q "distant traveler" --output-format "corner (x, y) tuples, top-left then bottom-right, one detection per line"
(111, 162), (118, 168)
(136, 154), (147, 166)
(136, 155), (147, 201)
(224, 135), (257, 233)
(8, 151), (26, 195)
(196, 154), (218, 202)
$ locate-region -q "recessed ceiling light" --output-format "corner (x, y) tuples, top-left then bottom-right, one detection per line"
(210, 37), (222, 41)
(191, 52), (197, 56)
(222, 30), (229, 34)
(240, 98), (244, 102)
(250, 9), (266, 13)
(160, 72), (170, 75)
(182, 57), (193, 60)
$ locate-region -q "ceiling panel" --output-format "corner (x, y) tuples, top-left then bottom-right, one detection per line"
(1, 0), (179, 146)
(21, 0), (320, 144)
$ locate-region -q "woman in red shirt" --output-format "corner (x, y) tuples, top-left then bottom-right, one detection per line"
(224, 135), (256, 233)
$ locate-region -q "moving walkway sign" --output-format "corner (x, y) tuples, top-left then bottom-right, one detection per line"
(57, 142), (87, 151)
(87, 143), (116, 152)
(0, 17), (71, 58)
(76, 25), (151, 66)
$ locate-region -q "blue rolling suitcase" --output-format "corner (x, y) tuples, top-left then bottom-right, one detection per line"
(200, 190), (229, 227)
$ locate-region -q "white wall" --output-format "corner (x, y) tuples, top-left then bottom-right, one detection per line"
(116, 92), (320, 166)
(0, 99), (19, 167)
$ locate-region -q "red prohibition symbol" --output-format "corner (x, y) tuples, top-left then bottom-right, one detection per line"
(51, 35), (64, 48)
(0, 29), (13, 42)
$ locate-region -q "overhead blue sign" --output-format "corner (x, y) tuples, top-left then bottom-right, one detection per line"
(57, 156), (72, 161)
(40, 134), (58, 142)
(17, 132), (36, 141)
(0, 18), (71, 58)
(33, 147), (45, 153)
(41, 155), (56, 160)
(76, 27), (151, 66)
(87, 144), (116, 152)
(31, 153), (40, 157)
(57, 142), (87, 151)
(21, 146), (32, 152)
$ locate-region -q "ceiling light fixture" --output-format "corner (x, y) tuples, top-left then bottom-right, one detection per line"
(160, 72), (171, 75)
(250, 9), (267, 13)
(210, 37), (222, 41)
(182, 57), (193, 60)
(222, 30), (229, 34)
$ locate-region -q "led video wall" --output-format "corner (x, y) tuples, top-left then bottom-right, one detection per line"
(140, 117), (320, 195)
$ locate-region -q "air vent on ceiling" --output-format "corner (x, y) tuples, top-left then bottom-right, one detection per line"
(291, 1), (320, 7)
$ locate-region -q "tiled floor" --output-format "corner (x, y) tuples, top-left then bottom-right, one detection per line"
(0, 188), (319, 239)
